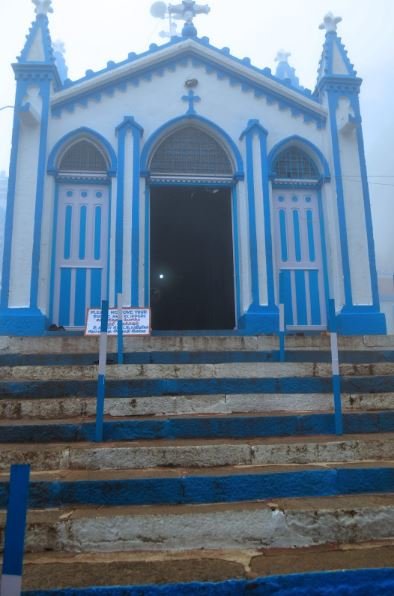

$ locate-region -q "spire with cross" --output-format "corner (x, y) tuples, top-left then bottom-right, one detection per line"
(169, 1), (210, 37)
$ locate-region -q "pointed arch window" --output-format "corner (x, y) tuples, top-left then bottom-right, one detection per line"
(273, 147), (319, 180)
(59, 140), (107, 173)
(150, 126), (233, 176)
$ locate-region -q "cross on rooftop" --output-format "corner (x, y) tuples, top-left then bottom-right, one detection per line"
(169, 1), (210, 23)
(275, 50), (291, 63)
(182, 89), (201, 114)
(319, 12), (342, 33)
(32, 0), (53, 16)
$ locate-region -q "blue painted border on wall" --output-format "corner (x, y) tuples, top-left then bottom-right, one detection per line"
(21, 568), (394, 596)
(0, 466), (393, 508)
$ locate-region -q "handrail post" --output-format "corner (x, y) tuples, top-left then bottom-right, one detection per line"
(117, 293), (124, 365)
(1, 464), (30, 596)
(95, 299), (109, 442)
(328, 299), (343, 435)
(279, 303), (286, 362)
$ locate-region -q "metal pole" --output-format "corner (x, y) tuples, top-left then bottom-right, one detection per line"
(279, 303), (285, 362)
(95, 299), (109, 442)
(117, 293), (124, 365)
(328, 299), (343, 435)
(1, 464), (30, 596)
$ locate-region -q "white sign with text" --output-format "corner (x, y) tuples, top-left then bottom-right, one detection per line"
(85, 308), (151, 336)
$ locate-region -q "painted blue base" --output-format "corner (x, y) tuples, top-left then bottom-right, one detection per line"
(336, 308), (387, 335)
(22, 568), (394, 596)
(1, 466), (393, 509)
(0, 308), (47, 336)
(238, 305), (279, 333)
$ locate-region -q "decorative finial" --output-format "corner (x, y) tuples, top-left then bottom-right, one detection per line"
(32, 0), (54, 16)
(275, 49), (291, 63)
(169, 1), (210, 37)
(319, 12), (342, 33)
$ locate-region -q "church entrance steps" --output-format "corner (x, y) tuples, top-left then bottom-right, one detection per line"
(0, 361), (393, 381)
(2, 393), (393, 422)
(1, 411), (394, 443)
(0, 334), (393, 356)
(1, 496), (393, 554)
(15, 542), (394, 591)
(1, 462), (393, 509)
(1, 434), (393, 472)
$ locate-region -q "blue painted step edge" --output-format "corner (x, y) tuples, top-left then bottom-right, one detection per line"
(1, 467), (393, 509)
(1, 412), (393, 444)
(1, 375), (393, 400)
(22, 568), (394, 596)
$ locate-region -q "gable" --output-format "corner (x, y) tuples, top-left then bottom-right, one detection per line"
(50, 39), (327, 129)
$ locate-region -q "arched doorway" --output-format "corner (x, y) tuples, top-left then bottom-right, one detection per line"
(148, 125), (236, 330)
(271, 145), (328, 330)
(52, 138), (110, 327)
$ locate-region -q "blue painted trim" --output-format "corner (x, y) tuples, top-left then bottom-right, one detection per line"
(328, 93), (353, 306)
(336, 308), (387, 335)
(21, 569), (394, 596)
(79, 206), (87, 259)
(317, 31), (357, 83)
(48, 184), (60, 323)
(1, 82), (28, 308)
(131, 125), (143, 306)
(231, 186), (241, 324)
(2, 464), (30, 578)
(94, 206), (101, 260)
(144, 184), (150, 307)
(317, 189), (330, 324)
(75, 269), (87, 326)
(353, 97), (381, 310)
(243, 126), (259, 305)
(47, 127), (117, 177)
(268, 135), (331, 181)
(306, 210), (315, 261)
(293, 210), (301, 261)
(95, 373), (105, 443)
(258, 124), (275, 307)
(279, 210), (288, 261)
(64, 205), (72, 259)
(115, 124), (126, 297)
(333, 373), (343, 435)
(0, 308), (47, 336)
(1, 466), (393, 509)
(140, 114), (244, 180)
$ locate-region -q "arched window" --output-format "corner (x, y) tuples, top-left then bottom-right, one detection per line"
(150, 126), (233, 176)
(273, 147), (319, 180)
(59, 139), (107, 173)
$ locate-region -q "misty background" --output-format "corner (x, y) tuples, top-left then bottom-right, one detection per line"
(0, 0), (393, 282)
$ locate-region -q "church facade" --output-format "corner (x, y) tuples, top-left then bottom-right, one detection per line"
(0, 1), (386, 335)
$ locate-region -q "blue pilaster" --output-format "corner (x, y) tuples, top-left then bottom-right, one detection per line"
(239, 120), (278, 333)
(316, 29), (386, 335)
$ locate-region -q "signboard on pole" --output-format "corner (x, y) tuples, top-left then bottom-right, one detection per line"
(85, 308), (151, 336)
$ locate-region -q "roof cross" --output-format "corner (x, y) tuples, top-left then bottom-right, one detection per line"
(32, 0), (53, 16)
(182, 89), (201, 114)
(319, 12), (342, 33)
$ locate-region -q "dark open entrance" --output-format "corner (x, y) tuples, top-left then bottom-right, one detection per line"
(150, 186), (235, 331)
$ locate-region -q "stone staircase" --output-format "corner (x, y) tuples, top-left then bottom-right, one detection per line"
(0, 334), (393, 592)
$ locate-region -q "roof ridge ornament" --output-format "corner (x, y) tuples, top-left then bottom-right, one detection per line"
(319, 12), (342, 34)
(32, 0), (54, 16)
(275, 50), (291, 64)
(169, 1), (210, 37)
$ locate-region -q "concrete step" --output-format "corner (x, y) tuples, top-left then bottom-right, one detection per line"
(1, 434), (393, 472)
(1, 462), (393, 509)
(1, 334), (393, 355)
(1, 349), (394, 367)
(1, 393), (393, 421)
(1, 411), (393, 443)
(0, 361), (393, 381)
(15, 542), (394, 591)
(1, 495), (393, 554)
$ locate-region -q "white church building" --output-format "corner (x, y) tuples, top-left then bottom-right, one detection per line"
(0, 1), (386, 335)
